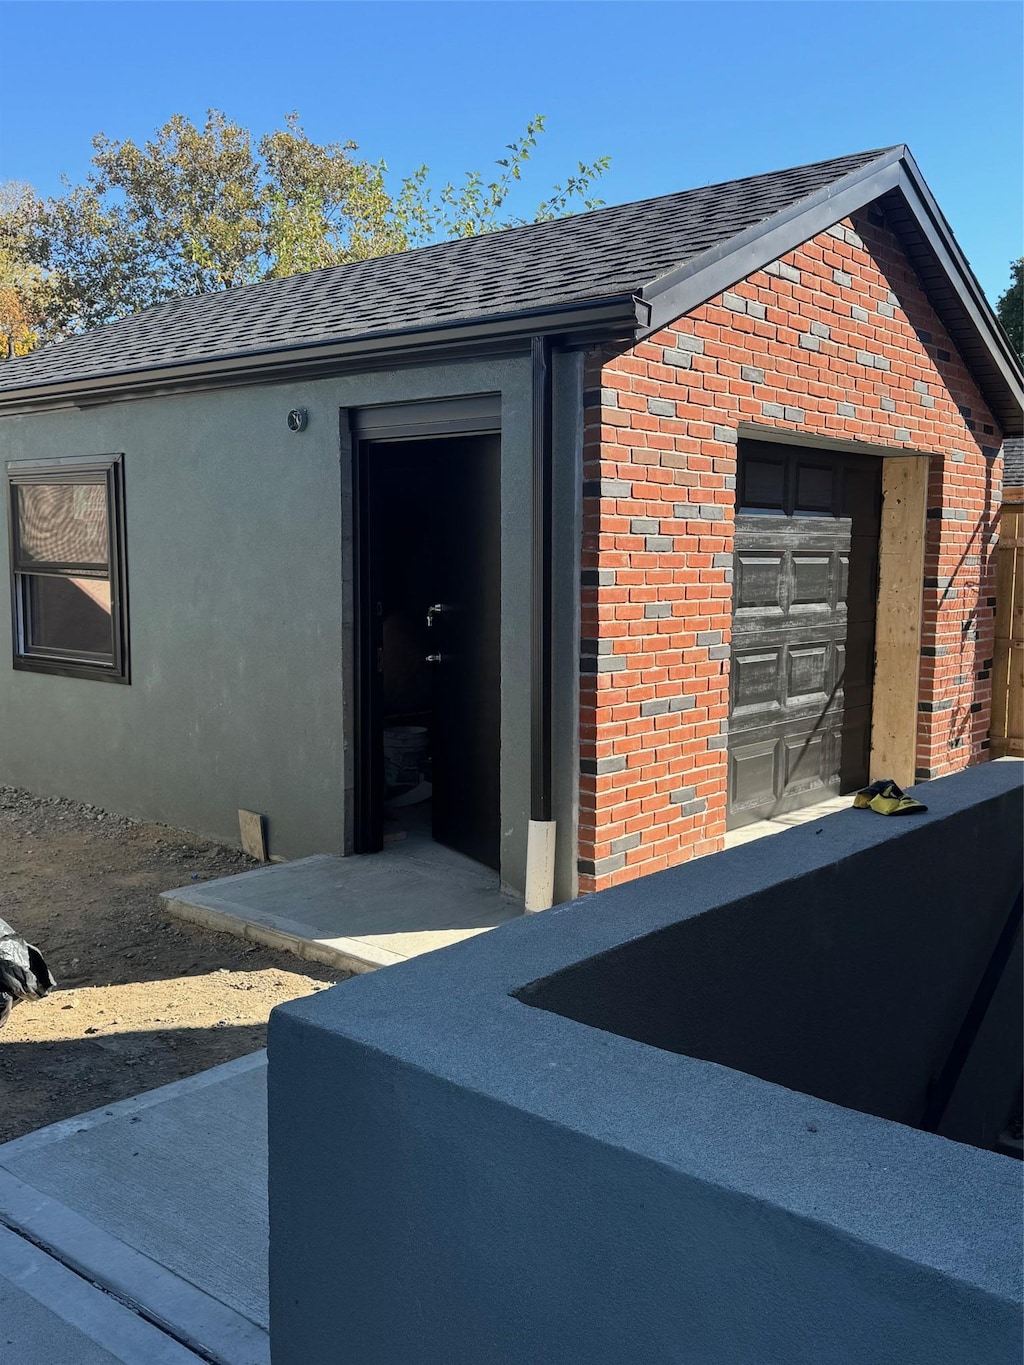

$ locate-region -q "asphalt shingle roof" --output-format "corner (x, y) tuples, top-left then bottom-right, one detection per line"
(1004, 437), (1024, 487)
(0, 149), (894, 395)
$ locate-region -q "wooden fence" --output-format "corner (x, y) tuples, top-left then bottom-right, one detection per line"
(992, 498), (1023, 758)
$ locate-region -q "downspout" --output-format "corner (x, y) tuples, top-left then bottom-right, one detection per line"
(525, 334), (557, 911)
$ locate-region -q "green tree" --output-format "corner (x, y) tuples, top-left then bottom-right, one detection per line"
(10, 111), (609, 347)
(996, 257), (1023, 360)
(0, 183), (51, 358)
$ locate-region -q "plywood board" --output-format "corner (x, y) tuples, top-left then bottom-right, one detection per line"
(992, 502), (1023, 757)
(870, 458), (928, 786)
(238, 810), (267, 863)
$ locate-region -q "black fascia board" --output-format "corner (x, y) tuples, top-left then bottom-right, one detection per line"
(636, 145), (1024, 438)
(635, 147), (906, 335)
(0, 295), (639, 415)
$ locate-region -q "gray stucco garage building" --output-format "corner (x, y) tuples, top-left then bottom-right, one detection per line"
(1, 146), (1021, 902)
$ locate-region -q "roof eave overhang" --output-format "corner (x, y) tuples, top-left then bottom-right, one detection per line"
(637, 146), (1024, 438)
(0, 296), (639, 416)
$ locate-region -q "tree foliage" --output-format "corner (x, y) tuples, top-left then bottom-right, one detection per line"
(0, 183), (51, 358)
(996, 257), (1023, 361)
(1, 111), (609, 348)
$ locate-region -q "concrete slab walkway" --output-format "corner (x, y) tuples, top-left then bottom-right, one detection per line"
(0, 1052), (269, 1365)
(163, 844), (522, 973)
(721, 792), (853, 850)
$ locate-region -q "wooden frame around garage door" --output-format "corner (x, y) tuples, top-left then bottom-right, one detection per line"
(869, 455), (930, 788)
(733, 426), (931, 797)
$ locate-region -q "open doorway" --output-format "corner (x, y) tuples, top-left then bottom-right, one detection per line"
(355, 432), (501, 870)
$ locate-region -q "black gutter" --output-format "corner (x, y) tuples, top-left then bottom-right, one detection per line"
(530, 335), (554, 823)
(0, 297), (638, 415)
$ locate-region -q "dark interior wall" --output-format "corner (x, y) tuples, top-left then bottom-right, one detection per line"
(519, 780), (1023, 1137)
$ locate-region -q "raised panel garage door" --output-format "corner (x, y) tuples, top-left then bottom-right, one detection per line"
(728, 440), (881, 828)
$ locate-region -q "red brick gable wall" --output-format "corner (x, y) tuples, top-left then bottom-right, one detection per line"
(577, 207), (1003, 893)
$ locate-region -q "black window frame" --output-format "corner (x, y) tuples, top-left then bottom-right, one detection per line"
(6, 453), (129, 684)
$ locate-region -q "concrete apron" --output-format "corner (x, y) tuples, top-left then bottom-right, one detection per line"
(162, 848), (522, 973)
(0, 1053), (269, 1365)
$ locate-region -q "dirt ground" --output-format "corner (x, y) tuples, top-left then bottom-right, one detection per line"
(0, 786), (349, 1143)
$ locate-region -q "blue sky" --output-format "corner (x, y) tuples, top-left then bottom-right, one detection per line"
(1, 1), (1021, 303)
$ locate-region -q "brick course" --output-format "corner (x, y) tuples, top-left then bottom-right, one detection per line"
(577, 207), (1003, 893)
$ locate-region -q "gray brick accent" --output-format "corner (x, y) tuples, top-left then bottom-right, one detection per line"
(669, 785), (697, 805)
(708, 644), (731, 661)
(610, 831), (642, 856)
(810, 321), (831, 339)
(846, 229), (863, 249)
(723, 475), (736, 491)
(740, 365), (765, 384)
(894, 429), (911, 442)
(630, 517), (660, 535)
(583, 479), (632, 499)
(668, 694), (696, 712)
(761, 401), (785, 419)
(579, 637), (614, 656)
(886, 290), (899, 305)
(698, 504), (725, 520)
(671, 334), (705, 354)
(672, 797), (708, 819)
(838, 402), (857, 418)
(580, 655), (618, 674)
(712, 552), (733, 568)
(581, 568), (616, 587)
(764, 260), (801, 284)
(640, 697), (669, 716)
(880, 395), (896, 412)
(672, 503), (693, 519)
(851, 305), (870, 323)
(913, 380), (930, 394)
(644, 602), (672, 619)
(577, 852), (625, 877)
(580, 754), (627, 776)
(826, 223), (846, 240)
(645, 535), (673, 552)
(920, 395), (935, 409)
(856, 349), (876, 367)
(784, 406), (805, 423)
(799, 334), (820, 351)
(950, 449), (966, 463)
(648, 397), (675, 417)
(877, 301), (895, 318)
(663, 349), (692, 369)
(707, 735), (728, 751)
(723, 292), (747, 313)
(697, 630), (723, 646)
(747, 300), (767, 321)
(713, 425), (738, 444)
(833, 269), (853, 288)
(600, 387), (619, 407)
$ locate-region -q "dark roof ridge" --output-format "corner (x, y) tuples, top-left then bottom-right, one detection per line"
(22, 146), (901, 336)
(0, 144), (1019, 435)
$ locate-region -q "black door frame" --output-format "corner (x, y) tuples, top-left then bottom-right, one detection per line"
(349, 395), (501, 855)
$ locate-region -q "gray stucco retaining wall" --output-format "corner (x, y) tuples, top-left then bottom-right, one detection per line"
(268, 762), (1023, 1364)
(0, 354), (583, 894)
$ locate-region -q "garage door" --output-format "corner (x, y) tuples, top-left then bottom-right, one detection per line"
(728, 440), (881, 828)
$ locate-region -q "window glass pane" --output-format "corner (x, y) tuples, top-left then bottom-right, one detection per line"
(795, 464), (834, 513)
(741, 459), (786, 510)
(27, 574), (113, 657)
(17, 483), (109, 566)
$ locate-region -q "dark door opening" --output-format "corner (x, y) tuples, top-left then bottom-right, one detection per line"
(727, 440), (882, 828)
(355, 434), (501, 869)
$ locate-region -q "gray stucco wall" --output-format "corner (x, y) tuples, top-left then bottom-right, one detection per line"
(0, 354), (584, 895)
(268, 762), (1023, 1365)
